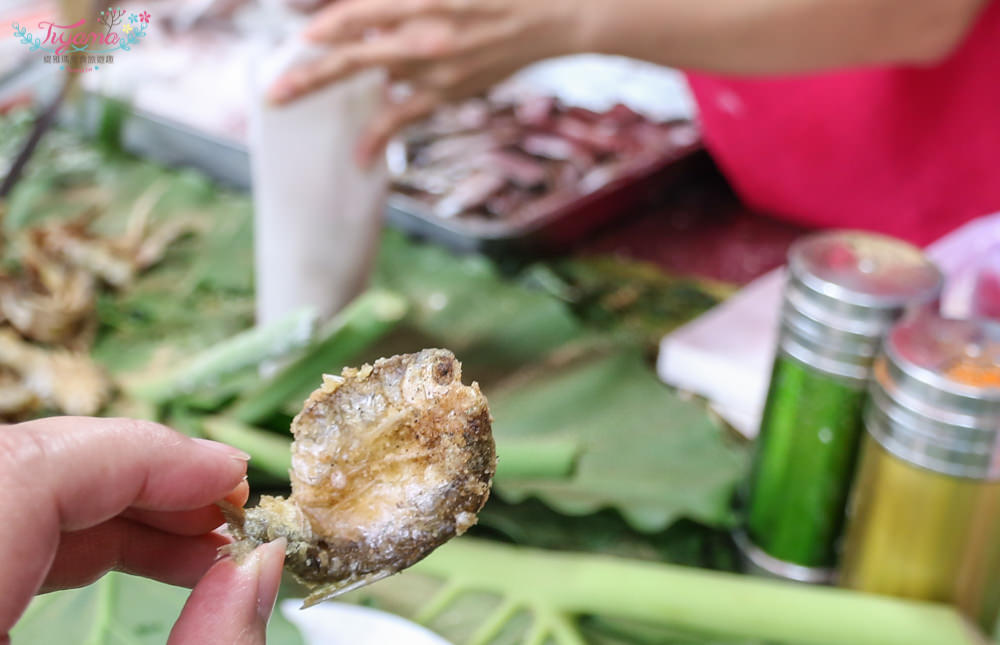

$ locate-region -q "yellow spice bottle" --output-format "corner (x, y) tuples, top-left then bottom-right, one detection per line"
(840, 309), (1000, 634)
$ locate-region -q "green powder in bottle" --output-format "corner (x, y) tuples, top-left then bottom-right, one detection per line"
(739, 231), (942, 582)
(746, 353), (867, 569)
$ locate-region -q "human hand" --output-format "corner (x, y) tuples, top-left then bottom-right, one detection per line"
(0, 417), (286, 645)
(268, 0), (582, 164)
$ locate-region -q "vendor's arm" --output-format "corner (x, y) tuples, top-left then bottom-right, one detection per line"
(273, 0), (989, 161)
(582, 0), (989, 74)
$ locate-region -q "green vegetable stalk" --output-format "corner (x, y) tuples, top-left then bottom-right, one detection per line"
(493, 438), (579, 480)
(126, 307), (319, 405)
(201, 416), (294, 479)
(229, 289), (408, 425)
(408, 539), (988, 645)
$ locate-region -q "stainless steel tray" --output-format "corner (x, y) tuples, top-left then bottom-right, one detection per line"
(64, 91), (253, 190)
(385, 143), (708, 254)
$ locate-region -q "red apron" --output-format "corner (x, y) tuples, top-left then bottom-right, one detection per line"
(686, 1), (1000, 246)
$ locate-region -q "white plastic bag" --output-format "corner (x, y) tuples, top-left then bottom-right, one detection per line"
(249, 38), (387, 326)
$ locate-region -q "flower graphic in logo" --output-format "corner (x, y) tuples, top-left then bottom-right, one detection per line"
(122, 23), (133, 34)
(139, 11), (151, 23)
(128, 12), (138, 23)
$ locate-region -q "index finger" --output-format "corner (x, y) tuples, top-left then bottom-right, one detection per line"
(304, 0), (499, 43)
(269, 38), (403, 104)
(0, 417), (249, 632)
(4, 417), (249, 529)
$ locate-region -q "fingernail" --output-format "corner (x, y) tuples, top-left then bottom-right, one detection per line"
(223, 478), (250, 507)
(193, 438), (251, 462)
(255, 538), (287, 622)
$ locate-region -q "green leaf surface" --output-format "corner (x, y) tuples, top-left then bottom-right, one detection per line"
(372, 230), (584, 370)
(524, 257), (728, 347)
(11, 573), (304, 645)
(490, 348), (749, 531)
(0, 114), (258, 377)
(474, 499), (742, 572)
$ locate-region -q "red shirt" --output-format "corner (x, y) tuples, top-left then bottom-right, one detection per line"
(685, 1), (1000, 246)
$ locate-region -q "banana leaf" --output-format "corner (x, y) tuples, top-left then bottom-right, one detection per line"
(489, 347), (748, 531)
(372, 229), (585, 371)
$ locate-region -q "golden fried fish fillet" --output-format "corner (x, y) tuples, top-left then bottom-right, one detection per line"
(225, 348), (495, 606)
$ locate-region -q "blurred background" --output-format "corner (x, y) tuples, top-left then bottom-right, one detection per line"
(3, 0), (1000, 643)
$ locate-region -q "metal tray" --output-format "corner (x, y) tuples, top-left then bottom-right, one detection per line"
(61, 91), (254, 190)
(386, 142), (708, 254)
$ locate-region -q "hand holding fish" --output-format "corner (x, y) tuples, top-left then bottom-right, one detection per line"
(0, 417), (284, 645)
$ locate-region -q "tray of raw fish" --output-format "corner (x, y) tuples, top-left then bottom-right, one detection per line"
(385, 93), (704, 253)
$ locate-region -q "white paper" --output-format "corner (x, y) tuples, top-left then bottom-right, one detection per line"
(249, 38), (387, 326)
(656, 269), (784, 437)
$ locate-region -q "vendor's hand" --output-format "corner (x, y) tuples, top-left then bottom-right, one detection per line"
(0, 417), (286, 645)
(268, 0), (581, 164)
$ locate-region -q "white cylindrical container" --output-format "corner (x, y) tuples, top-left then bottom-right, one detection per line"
(250, 40), (386, 326)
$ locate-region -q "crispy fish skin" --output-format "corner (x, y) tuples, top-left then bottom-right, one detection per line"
(226, 349), (495, 605)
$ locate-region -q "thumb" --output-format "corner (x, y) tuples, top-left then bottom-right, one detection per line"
(168, 539), (286, 645)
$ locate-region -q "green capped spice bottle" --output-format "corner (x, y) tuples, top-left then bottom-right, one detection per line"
(739, 231), (942, 582)
(840, 310), (1000, 634)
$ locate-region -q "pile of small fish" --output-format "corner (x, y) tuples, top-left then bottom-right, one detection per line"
(391, 94), (699, 222)
(0, 189), (200, 419)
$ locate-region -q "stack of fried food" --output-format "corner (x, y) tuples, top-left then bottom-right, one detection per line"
(0, 188), (200, 419)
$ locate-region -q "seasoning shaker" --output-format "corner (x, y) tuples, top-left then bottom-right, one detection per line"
(840, 310), (1000, 634)
(739, 231), (943, 582)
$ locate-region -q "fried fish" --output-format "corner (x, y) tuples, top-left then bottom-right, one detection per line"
(224, 348), (495, 606)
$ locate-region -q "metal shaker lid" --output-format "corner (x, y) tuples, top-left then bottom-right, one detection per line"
(789, 231), (943, 310)
(884, 309), (1000, 418)
(779, 231), (943, 382)
(868, 308), (1000, 478)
